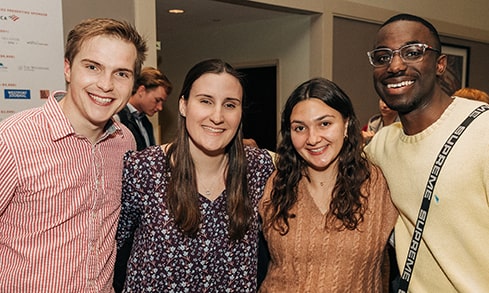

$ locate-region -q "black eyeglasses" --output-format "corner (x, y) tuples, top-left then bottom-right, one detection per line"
(367, 43), (441, 67)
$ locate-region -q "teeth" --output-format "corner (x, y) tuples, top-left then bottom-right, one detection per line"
(203, 126), (224, 133)
(387, 80), (414, 88)
(310, 147), (325, 153)
(90, 94), (112, 104)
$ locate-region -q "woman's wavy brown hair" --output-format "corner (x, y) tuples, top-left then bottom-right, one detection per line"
(265, 77), (371, 234)
(166, 59), (250, 240)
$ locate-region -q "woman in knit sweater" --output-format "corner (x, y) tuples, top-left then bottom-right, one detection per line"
(259, 78), (398, 292)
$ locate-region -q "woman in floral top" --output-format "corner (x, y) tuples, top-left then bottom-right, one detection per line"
(116, 59), (274, 292)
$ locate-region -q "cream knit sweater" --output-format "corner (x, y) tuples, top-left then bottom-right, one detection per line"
(366, 97), (489, 292)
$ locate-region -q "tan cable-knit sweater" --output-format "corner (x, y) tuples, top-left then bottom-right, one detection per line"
(259, 165), (398, 293)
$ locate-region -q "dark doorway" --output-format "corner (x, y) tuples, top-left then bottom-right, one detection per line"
(238, 66), (277, 151)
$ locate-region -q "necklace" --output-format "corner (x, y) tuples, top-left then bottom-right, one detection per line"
(315, 174), (335, 188)
(198, 156), (227, 198)
(304, 179), (331, 215)
(201, 172), (224, 198)
(203, 185), (213, 196)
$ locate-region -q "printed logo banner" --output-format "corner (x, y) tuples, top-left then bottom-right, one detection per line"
(0, 0), (64, 122)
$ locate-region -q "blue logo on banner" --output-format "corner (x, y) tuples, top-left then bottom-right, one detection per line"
(4, 89), (31, 99)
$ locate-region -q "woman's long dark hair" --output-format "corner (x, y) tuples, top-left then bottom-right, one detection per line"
(166, 59), (250, 240)
(266, 77), (371, 234)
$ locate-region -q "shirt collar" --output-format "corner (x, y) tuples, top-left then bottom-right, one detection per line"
(44, 91), (123, 141)
(126, 103), (140, 115)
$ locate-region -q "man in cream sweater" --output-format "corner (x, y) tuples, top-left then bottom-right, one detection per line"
(365, 13), (489, 292)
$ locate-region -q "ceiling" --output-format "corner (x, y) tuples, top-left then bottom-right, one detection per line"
(156, 0), (310, 34)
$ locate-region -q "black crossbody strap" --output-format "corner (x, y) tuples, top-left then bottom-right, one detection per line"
(398, 104), (489, 293)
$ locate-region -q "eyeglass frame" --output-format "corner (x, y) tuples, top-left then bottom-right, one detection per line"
(367, 43), (441, 68)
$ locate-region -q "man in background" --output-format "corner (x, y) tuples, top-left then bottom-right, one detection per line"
(0, 18), (147, 292)
(361, 98), (399, 145)
(365, 13), (489, 292)
(115, 67), (172, 150)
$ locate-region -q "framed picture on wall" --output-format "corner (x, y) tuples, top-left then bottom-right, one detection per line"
(440, 44), (470, 95)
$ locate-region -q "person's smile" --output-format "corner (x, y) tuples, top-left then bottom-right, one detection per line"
(306, 145), (328, 156)
(88, 92), (115, 106)
(381, 75), (416, 96)
(202, 124), (225, 134)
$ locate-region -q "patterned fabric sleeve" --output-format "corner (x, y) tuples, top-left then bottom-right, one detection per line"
(116, 150), (144, 250)
(245, 146), (275, 205)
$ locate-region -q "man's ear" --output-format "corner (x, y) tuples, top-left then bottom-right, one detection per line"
(64, 59), (71, 83)
(136, 85), (146, 96)
(436, 54), (447, 77)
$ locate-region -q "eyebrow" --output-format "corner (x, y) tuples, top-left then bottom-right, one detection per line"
(195, 94), (242, 103)
(224, 97), (242, 104)
(80, 58), (134, 74)
(81, 58), (101, 66)
(291, 114), (335, 124)
(375, 40), (425, 50)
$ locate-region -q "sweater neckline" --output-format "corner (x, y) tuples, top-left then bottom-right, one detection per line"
(399, 97), (457, 144)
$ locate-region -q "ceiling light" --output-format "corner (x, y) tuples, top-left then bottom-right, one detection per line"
(168, 9), (184, 14)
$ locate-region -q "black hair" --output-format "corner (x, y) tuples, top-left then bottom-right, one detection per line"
(381, 13), (441, 50)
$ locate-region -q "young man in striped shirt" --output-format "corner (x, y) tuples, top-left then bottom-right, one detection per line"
(0, 18), (147, 292)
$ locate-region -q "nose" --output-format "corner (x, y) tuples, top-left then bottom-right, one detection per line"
(209, 105), (224, 124)
(306, 127), (321, 145)
(97, 72), (114, 92)
(156, 101), (164, 111)
(387, 52), (407, 73)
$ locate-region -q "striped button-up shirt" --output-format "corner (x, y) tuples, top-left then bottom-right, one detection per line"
(0, 92), (135, 292)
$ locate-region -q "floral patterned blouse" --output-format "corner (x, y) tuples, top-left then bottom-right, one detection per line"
(116, 145), (274, 292)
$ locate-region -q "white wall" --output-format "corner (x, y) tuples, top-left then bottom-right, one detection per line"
(254, 0), (489, 42)
(62, 0), (135, 39)
(344, 0), (489, 40)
